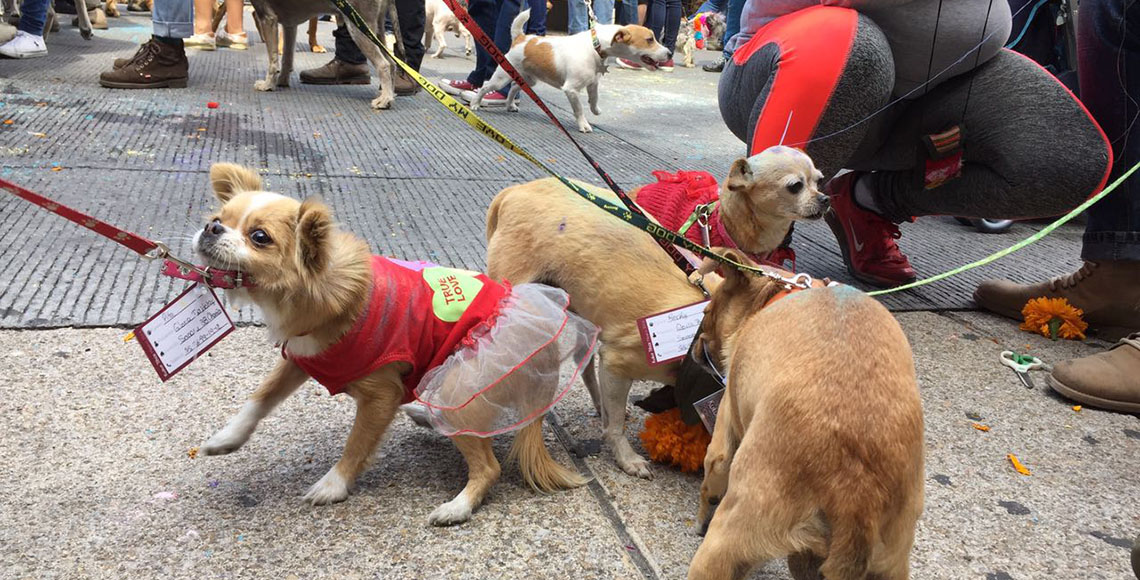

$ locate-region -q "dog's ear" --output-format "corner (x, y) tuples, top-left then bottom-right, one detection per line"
(612, 28), (630, 44)
(296, 197), (332, 274)
(717, 249), (751, 288)
(725, 158), (754, 193)
(210, 163), (263, 203)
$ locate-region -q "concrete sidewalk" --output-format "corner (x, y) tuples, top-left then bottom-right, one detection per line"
(0, 11), (1137, 580)
(0, 313), (1137, 578)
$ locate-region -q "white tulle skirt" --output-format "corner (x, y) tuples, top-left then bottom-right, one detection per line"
(414, 284), (599, 437)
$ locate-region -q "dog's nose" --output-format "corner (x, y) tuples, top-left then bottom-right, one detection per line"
(204, 219), (224, 236)
(817, 194), (831, 210)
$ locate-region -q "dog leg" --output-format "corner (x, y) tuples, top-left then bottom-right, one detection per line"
(201, 359), (308, 455)
(278, 25), (297, 88)
(345, 20), (394, 110)
(304, 372), (403, 505)
(462, 29), (472, 57)
(688, 496), (773, 580)
(586, 81), (600, 116)
(598, 356), (651, 478)
(432, 26), (447, 58)
(253, 12), (280, 91)
(787, 552), (825, 580)
(104, 0), (119, 17)
(308, 17), (325, 52)
(563, 89), (591, 133)
(506, 84), (522, 113)
(429, 435), (500, 526)
(581, 356), (602, 416)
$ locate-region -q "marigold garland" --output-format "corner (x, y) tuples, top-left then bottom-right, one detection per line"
(1020, 297), (1088, 340)
(639, 408), (711, 473)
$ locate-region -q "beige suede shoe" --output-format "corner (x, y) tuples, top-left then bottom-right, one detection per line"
(974, 261), (1140, 341)
(1047, 333), (1140, 413)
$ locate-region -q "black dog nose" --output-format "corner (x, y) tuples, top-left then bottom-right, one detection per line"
(205, 219), (224, 236)
(817, 194), (831, 209)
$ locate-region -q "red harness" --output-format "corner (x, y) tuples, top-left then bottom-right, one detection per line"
(287, 257), (509, 402)
(634, 170), (794, 269)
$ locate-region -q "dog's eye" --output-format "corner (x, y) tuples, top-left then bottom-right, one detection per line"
(786, 181), (804, 194)
(708, 496), (721, 506)
(249, 229), (272, 247)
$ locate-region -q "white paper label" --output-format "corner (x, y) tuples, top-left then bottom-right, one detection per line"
(636, 300), (708, 365)
(136, 284), (234, 381)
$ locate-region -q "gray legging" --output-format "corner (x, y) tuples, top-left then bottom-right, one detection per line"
(719, 6), (1111, 223)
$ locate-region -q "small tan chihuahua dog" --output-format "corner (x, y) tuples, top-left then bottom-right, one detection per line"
(688, 251), (925, 580)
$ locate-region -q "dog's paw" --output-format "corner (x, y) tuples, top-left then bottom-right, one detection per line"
(200, 427), (249, 456)
(507, 103), (519, 113)
(577, 122), (593, 134)
(428, 495), (472, 526)
(590, 105), (601, 116)
(617, 453), (654, 479)
(253, 80), (276, 92)
(431, 51), (444, 59)
(311, 44), (326, 53)
(370, 95), (394, 110)
(304, 469), (350, 505)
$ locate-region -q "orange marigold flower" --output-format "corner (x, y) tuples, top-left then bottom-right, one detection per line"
(1020, 297), (1088, 340)
(639, 408), (711, 473)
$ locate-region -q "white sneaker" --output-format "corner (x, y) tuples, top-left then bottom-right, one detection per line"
(185, 33), (216, 50)
(0, 30), (47, 59)
(216, 29), (249, 50)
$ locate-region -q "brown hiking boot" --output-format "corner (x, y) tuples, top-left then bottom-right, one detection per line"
(1048, 333), (1140, 413)
(112, 41), (153, 69)
(299, 59), (370, 85)
(394, 68), (420, 96)
(973, 261), (1140, 340)
(100, 38), (188, 89)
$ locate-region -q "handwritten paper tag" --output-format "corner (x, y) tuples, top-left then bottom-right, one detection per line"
(636, 300), (708, 365)
(135, 283), (234, 382)
(693, 387), (725, 433)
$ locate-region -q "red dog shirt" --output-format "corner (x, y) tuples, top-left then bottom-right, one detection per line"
(288, 256), (509, 403)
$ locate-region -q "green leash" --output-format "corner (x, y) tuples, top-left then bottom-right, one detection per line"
(868, 160), (1140, 296)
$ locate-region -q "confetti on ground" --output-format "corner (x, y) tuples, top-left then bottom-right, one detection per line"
(188, 446), (199, 459)
(1072, 405), (1082, 412)
(1007, 453), (1032, 476)
(2, 119), (12, 125)
(972, 423), (990, 432)
(51, 166), (62, 172)
(154, 491), (178, 500)
(207, 102), (219, 109)
(30, 132), (46, 138)
(197, 127), (207, 132)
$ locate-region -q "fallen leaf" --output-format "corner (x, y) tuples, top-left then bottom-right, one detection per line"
(972, 423), (990, 432)
(188, 447), (199, 459)
(2, 119), (12, 125)
(31, 132), (46, 138)
(1007, 453), (1032, 476)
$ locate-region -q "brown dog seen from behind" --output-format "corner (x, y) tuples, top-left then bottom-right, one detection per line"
(689, 251), (924, 580)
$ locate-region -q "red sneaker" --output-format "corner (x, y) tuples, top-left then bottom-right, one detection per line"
(659, 58), (675, 72)
(824, 172), (916, 287)
(616, 58), (646, 71)
(440, 78), (476, 96)
(461, 89), (508, 107)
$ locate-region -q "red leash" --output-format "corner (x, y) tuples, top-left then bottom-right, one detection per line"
(0, 177), (254, 289)
(440, 0), (695, 275)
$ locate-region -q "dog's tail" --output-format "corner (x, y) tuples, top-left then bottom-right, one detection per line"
(508, 419), (588, 492)
(819, 509), (876, 580)
(485, 190), (506, 241)
(511, 9), (532, 42)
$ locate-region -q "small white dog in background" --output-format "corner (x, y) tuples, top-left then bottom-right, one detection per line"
(469, 9), (670, 133)
(424, 0), (472, 58)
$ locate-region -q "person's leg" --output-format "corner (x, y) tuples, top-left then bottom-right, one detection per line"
(98, 0), (190, 87)
(593, 0), (614, 24)
(395, 0), (425, 71)
(975, 0), (1140, 354)
(464, 0), (501, 86)
(567, 0), (587, 34)
(638, 0), (647, 25)
(333, 21), (368, 65)
(646, 0), (664, 39)
(617, 0), (637, 25)
(223, 0), (243, 35)
(660, 0), (680, 54)
(694, 0), (723, 14)
(16, 0), (48, 34)
(525, 0), (546, 35)
(722, 0), (743, 58)
(469, 0), (520, 87)
(192, 0), (211, 34)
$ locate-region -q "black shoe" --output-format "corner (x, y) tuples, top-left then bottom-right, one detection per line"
(703, 56), (725, 73)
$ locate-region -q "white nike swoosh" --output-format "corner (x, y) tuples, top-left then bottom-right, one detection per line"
(848, 218), (864, 252)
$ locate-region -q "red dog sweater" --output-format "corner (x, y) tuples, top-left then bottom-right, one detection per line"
(288, 256), (509, 402)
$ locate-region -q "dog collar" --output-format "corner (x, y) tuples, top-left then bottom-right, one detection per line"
(161, 259), (255, 289)
(590, 23), (606, 59)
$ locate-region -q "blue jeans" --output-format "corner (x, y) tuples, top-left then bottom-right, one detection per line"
(694, 0), (723, 14)
(466, 0), (523, 87)
(568, 0), (613, 35)
(153, 0), (193, 38)
(647, 0), (680, 54)
(722, 0), (744, 58)
(1079, 0), (1140, 261)
(525, 0), (547, 35)
(16, 0), (50, 35)
(616, 0), (637, 25)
